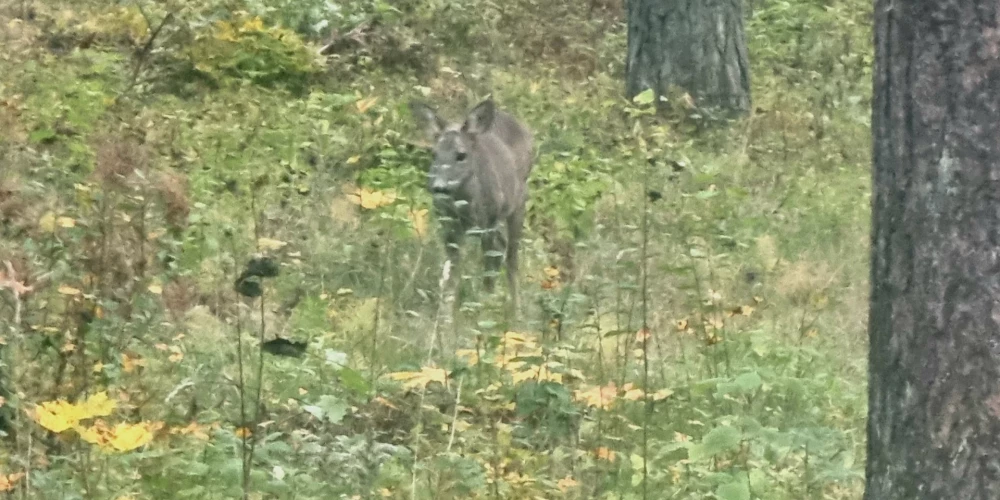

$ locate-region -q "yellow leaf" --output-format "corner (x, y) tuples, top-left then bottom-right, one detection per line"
(39, 212), (56, 232)
(258, 237), (288, 251)
(235, 427), (252, 438)
(409, 208), (429, 239)
(574, 383), (618, 410)
(500, 331), (534, 347)
(171, 421), (212, 440)
(346, 155), (361, 165)
(56, 216), (75, 228)
(240, 16), (265, 33)
(347, 188), (396, 210)
(58, 285), (81, 296)
(32, 403), (75, 433)
(386, 366), (447, 390)
(652, 389), (674, 401)
(81, 392), (116, 418)
(108, 422), (157, 452)
(147, 282), (163, 295)
(355, 96), (378, 113)
(622, 383), (644, 401)
(76, 421), (108, 446)
(455, 349), (479, 365)
(508, 365), (536, 385)
(92, 362), (104, 374)
(31, 394), (112, 431)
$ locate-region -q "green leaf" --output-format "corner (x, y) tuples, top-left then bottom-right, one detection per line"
(303, 395), (348, 424)
(630, 453), (645, 486)
(702, 425), (741, 456)
(632, 89), (655, 105)
(29, 128), (57, 143)
(324, 349), (348, 369)
(338, 367), (370, 395)
(735, 372), (763, 393)
(177, 486), (207, 498)
(716, 479), (750, 500)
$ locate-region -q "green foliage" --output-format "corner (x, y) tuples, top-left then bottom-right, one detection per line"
(186, 15), (322, 92)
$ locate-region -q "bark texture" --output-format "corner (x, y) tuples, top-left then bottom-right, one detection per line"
(867, 1), (1000, 498)
(625, 0), (750, 114)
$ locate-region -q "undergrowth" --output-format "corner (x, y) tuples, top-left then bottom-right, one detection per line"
(0, 0), (871, 498)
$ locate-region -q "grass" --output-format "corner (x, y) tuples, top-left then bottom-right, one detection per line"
(0, 0), (872, 498)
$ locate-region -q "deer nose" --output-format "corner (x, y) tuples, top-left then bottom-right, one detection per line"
(430, 177), (450, 193)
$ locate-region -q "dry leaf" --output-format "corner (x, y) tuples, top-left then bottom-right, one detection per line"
(355, 96), (378, 113)
(38, 212), (56, 232)
(408, 208), (429, 239)
(595, 446), (617, 461)
(258, 237), (288, 251)
(557, 476), (579, 492)
(0, 472), (25, 492)
(347, 188), (396, 209)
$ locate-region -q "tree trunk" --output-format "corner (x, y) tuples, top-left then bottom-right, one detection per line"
(625, 0), (750, 114)
(867, 1), (1000, 499)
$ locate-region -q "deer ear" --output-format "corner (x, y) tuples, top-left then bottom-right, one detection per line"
(462, 97), (496, 135)
(409, 101), (445, 141)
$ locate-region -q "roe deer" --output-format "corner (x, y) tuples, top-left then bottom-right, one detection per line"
(409, 97), (534, 319)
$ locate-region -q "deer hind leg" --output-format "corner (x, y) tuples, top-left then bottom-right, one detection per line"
(481, 224), (506, 294)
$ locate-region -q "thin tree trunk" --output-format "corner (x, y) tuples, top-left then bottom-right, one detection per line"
(625, 0), (750, 114)
(866, 1), (1000, 498)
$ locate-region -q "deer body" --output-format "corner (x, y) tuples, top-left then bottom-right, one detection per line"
(410, 98), (534, 318)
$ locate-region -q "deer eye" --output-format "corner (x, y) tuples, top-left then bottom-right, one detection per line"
(456, 152), (467, 162)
